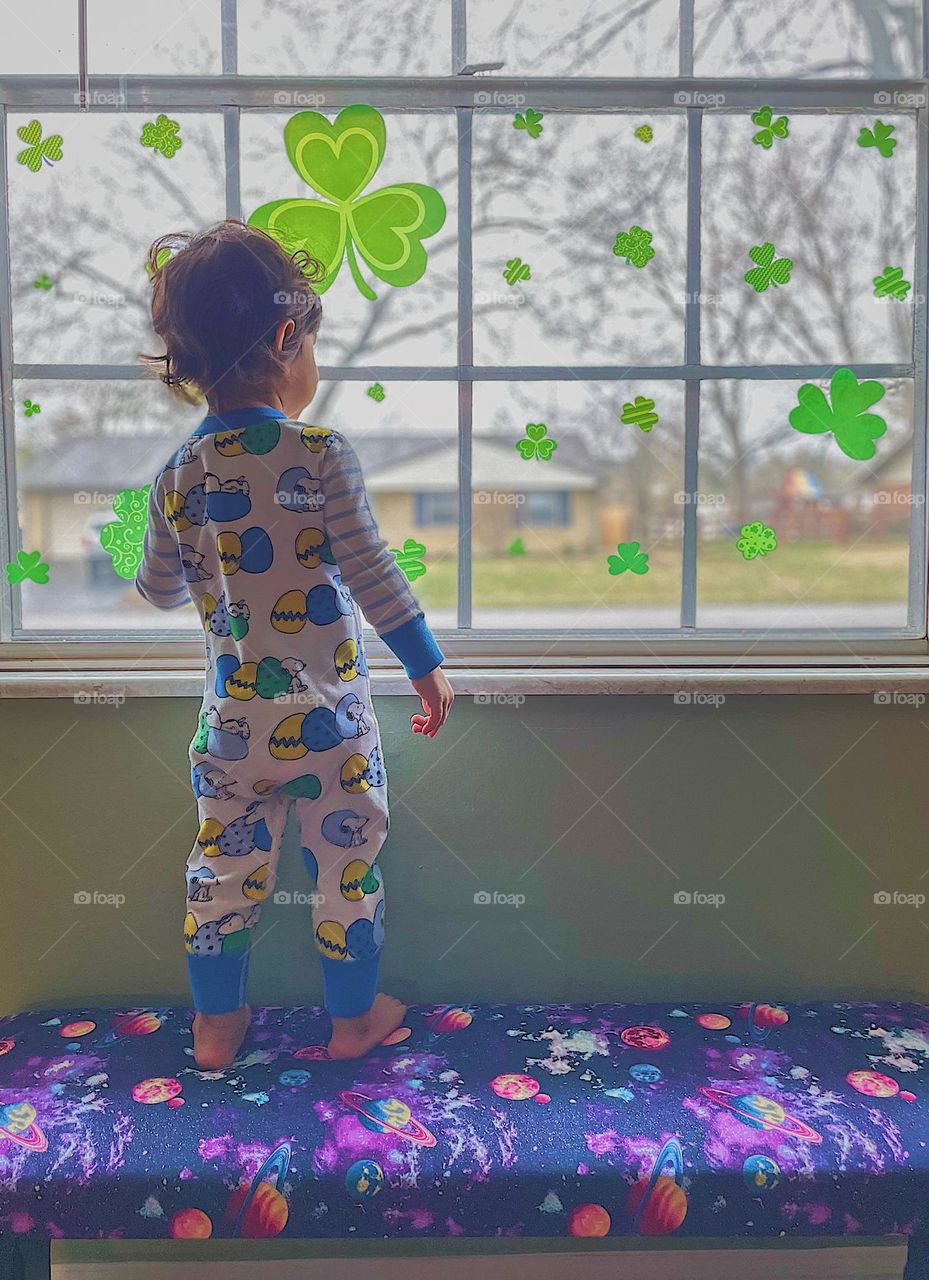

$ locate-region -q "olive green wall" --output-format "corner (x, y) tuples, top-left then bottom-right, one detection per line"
(2, 692), (927, 1017)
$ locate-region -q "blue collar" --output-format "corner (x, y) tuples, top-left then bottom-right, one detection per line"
(194, 406), (289, 437)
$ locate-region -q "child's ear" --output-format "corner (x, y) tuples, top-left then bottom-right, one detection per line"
(273, 318), (296, 351)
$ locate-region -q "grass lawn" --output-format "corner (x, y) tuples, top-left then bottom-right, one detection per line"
(410, 539), (909, 610)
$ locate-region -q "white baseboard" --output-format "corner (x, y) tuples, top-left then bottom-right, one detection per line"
(54, 1244), (906, 1280)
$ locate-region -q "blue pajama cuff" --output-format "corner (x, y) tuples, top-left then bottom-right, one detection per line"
(187, 951), (251, 1014)
(381, 613), (444, 681)
(320, 954), (380, 1018)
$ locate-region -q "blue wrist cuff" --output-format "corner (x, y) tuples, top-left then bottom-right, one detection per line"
(380, 614), (444, 681)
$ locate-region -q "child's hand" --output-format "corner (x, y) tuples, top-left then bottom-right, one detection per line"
(410, 667), (454, 737)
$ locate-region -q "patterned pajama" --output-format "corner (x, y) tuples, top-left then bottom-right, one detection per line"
(137, 406), (443, 1017)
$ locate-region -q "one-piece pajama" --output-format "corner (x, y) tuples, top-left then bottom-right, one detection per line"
(136, 406), (443, 1017)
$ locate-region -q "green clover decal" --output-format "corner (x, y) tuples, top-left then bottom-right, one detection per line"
(873, 266), (911, 301)
(100, 484), (151, 579)
(634, 124), (654, 144)
(5, 550), (49, 586)
(621, 396), (659, 432)
(141, 114), (182, 158)
(22, 399), (40, 418)
(514, 109), (544, 139)
(32, 274), (53, 291)
(367, 382), (386, 402)
(16, 120), (63, 172)
(503, 256), (531, 285)
(737, 521), (777, 560)
(516, 422), (557, 460)
(751, 106), (789, 149)
(744, 242), (793, 292)
(508, 536), (526, 556)
(607, 541), (649, 575)
(613, 226), (655, 269)
(788, 368), (887, 461)
(249, 105), (447, 301)
(390, 538), (428, 582)
(858, 121), (896, 158)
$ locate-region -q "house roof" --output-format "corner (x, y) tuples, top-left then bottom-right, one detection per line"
(365, 436), (597, 492)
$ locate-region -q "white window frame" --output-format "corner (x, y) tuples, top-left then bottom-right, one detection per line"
(0, 0), (928, 685)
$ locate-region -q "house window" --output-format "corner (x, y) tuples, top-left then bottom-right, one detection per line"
(1, 0), (927, 666)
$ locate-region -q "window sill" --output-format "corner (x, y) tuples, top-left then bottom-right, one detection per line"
(2, 666), (929, 698)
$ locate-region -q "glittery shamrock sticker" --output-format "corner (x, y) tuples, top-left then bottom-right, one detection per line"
(99, 484), (151, 579)
(249, 105), (447, 300)
(390, 538), (428, 582)
(858, 121), (896, 158)
(613, 226), (654, 269)
(751, 106), (789, 149)
(16, 120), (63, 172)
(503, 256), (531, 286)
(607, 541), (649, 575)
(514, 109), (544, 139)
(367, 382), (386, 402)
(140, 114), (183, 158)
(22, 399), (40, 418)
(508, 536), (526, 556)
(744, 242), (793, 292)
(788, 368), (886, 461)
(621, 396), (659, 432)
(873, 266), (911, 301)
(516, 423), (557, 460)
(736, 521), (777, 560)
(32, 274), (52, 291)
(5, 550), (49, 586)
(634, 125), (653, 143)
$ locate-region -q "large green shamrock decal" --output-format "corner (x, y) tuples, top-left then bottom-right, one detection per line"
(750, 106), (789, 149)
(858, 121), (896, 158)
(607, 541), (649, 575)
(16, 120), (63, 172)
(744, 242), (792, 292)
(788, 368), (887, 461)
(100, 484), (151, 579)
(249, 105), (447, 301)
(516, 422), (557, 460)
(5, 550), (49, 586)
(737, 521), (778, 560)
(390, 538), (428, 582)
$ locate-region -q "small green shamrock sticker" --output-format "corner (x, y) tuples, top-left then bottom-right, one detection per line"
(249, 104), (447, 301)
(744, 242), (793, 292)
(516, 422), (557, 460)
(367, 382), (386, 402)
(788, 368), (887, 461)
(22, 399), (40, 418)
(503, 256), (531, 285)
(5, 549), (49, 586)
(32, 274), (52, 291)
(100, 484), (151, 579)
(607, 541), (649, 575)
(873, 266), (911, 301)
(390, 538), (427, 582)
(737, 521), (777, 560)
(140, 114), (182, 158)
(858, 120), (896, 158)
(514, 109), (544, 139)
(613, 226), (654, 269)
(16, 120), (63, 172)
(634, 124), (654, 143)
(621, 396), (659, 432)
(751, 106), (789, 149)
(508, 536), (526, 556)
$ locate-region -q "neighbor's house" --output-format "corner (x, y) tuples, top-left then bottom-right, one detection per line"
(17, 431), (610, 569)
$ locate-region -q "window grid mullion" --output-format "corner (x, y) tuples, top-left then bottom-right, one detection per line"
(680, 103), (702, 630)
(0, 104), (20, 641)
(456, 105), (473, 630)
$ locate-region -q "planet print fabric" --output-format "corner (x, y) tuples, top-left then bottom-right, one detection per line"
(0, 1001), (925, 1241)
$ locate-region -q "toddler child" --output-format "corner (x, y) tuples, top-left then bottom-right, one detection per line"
(136, 220), (454, 1069)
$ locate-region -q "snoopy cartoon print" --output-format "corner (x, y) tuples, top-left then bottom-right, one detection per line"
(184, 905), (258, 956)
(204, 705), (250, 760)
(268, 693), (370, 760)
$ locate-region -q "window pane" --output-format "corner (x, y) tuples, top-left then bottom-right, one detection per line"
(240, 111), (457, 368)
(696, 378), (914, 629)
(467, 0), (680, 75)
(0, 1), (77, 73)
(701, 113), (918, 366)
(238, 0), (451, 74)
(472, 113), (688, 367)
(472, 381), (685, 629)
(9, 113), (226, 366)
(88, 0), (222, 74)
(694, 0), (923, 78)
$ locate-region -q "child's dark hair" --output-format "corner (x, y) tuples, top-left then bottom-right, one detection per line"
(141, 219), (325, 406)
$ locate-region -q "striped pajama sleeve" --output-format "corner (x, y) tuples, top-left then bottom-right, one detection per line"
(321, 433), (444, 681)
(135, 474), (190, 610)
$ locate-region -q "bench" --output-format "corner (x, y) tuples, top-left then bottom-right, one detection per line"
(0, 999), (927, 1278)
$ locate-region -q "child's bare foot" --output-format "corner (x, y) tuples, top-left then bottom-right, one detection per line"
(192, 1004), (251, 1070)
(327, 994), (407, 1060)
